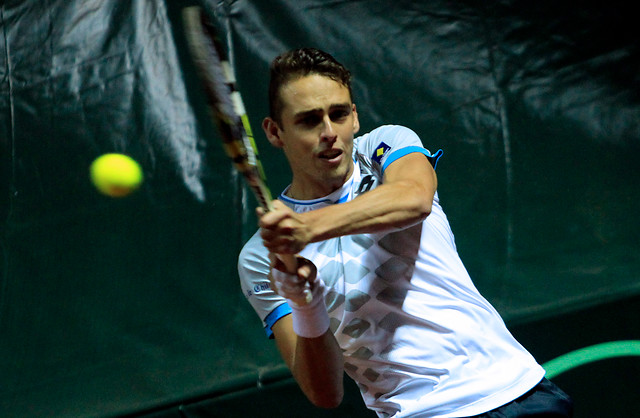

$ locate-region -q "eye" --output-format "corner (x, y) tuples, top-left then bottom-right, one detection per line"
(330, 108), (350, 122)
(299, 114), (321, 127)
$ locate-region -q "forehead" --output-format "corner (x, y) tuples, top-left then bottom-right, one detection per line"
(279, 74), (351, 113)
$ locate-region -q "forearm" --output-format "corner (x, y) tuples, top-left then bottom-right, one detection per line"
(273, 316), (344, 408)
(271, 266), (344, 408)
(260, 153), (438, 255)
(292, 331), (345, 408)
(303, 176), (435, 243)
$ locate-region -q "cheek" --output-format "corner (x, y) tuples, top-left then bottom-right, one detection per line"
(284, 137), (315, 159)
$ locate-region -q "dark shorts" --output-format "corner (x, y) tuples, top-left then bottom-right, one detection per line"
(467, 378), (573, 417)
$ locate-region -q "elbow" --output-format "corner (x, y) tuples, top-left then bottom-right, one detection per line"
(415, 198), (432, 222)
(297, 369), (344, 409)
(309, 388), (344, 409)
(408, 192), (433, 224)
(398, 180), (434, 225)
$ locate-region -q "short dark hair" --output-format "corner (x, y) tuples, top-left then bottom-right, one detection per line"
(268, 48), (353, 124)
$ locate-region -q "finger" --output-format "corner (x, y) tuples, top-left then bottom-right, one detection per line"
(260, 226), (276, 241)
(260, 199), (295, 226)
(262, 237), (289, 254)
(296, 257), (317, 283)
(260, 227), (292, 248)
(272, 243), (300, 255)
(259, 209), (289, 229)
(268, 252), (278, 267)
(272, 199), (291, 210)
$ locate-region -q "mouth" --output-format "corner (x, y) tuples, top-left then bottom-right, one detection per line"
(318, 149), (343, 161)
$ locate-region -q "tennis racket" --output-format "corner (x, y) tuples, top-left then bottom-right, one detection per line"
(182, 6), (305, 291)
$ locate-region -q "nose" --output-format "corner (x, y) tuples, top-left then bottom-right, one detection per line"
(320, 115), (337, 142)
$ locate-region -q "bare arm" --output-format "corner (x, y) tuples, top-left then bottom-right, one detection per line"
(272, 315), (345, 408)
(260, 152), (437, 254)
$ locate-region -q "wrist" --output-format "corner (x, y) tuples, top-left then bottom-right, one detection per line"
(290, 279), (329, 338)
(300, 209), (325, 244)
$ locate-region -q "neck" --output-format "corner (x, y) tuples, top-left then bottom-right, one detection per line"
(286, 179), (343, 201)
(286, 161), (356, 200)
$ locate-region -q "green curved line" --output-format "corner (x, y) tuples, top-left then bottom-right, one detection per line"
(543, 340), (640, 379)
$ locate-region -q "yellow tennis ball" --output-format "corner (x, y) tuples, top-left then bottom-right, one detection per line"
(90, 153), (143, 197)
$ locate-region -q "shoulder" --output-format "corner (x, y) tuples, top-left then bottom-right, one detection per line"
(238, 230), (270, 280)
(355, 125), (422, 148)
(355, 125), (425, 160)
(355, 125), (440, 173)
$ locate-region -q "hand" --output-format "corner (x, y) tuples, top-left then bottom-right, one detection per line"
(269, 254), (318, 306)
(258, 200), (311, 254)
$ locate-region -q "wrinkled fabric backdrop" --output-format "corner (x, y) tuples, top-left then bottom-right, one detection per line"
(1, 0), (638, 417)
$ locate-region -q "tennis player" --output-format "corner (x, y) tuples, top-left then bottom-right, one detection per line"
(239, 47), (573, 417)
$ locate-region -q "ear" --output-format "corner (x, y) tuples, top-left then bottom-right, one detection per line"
(262, 117), (284, 148)
(352, 103), (360, 135)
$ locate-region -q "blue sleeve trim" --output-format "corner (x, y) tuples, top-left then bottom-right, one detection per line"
(429, 149), (444, 169)
(381, 147), (444, 174)
(264, 302), (292, 339)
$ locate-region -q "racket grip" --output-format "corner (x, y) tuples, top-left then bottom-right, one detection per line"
(279, 253), (298, 274)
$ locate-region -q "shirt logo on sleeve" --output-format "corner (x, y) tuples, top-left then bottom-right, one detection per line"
(372, 142), (391, 164)
(251, 282), (271, 296)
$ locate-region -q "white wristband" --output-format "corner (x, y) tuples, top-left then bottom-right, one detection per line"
(291, 279), (330, 338)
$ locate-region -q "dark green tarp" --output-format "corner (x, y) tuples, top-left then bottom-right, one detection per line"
(1, 0), (638, 416)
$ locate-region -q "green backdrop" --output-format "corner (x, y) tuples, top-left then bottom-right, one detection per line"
(1, 0), (638, 417)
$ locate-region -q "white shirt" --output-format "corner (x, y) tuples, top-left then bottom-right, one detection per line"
(239, 125), (545, 417)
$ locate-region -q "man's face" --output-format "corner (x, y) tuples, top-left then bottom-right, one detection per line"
(265, 74), (360, 199)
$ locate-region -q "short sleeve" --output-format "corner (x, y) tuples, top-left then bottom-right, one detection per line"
(355, 125), (443, 174)
(238, 231), (291, 338)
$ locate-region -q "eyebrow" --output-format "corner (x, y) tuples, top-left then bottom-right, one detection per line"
(293, 103), (352, 120)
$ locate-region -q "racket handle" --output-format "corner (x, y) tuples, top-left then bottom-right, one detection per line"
(278, 253), (298, 274)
